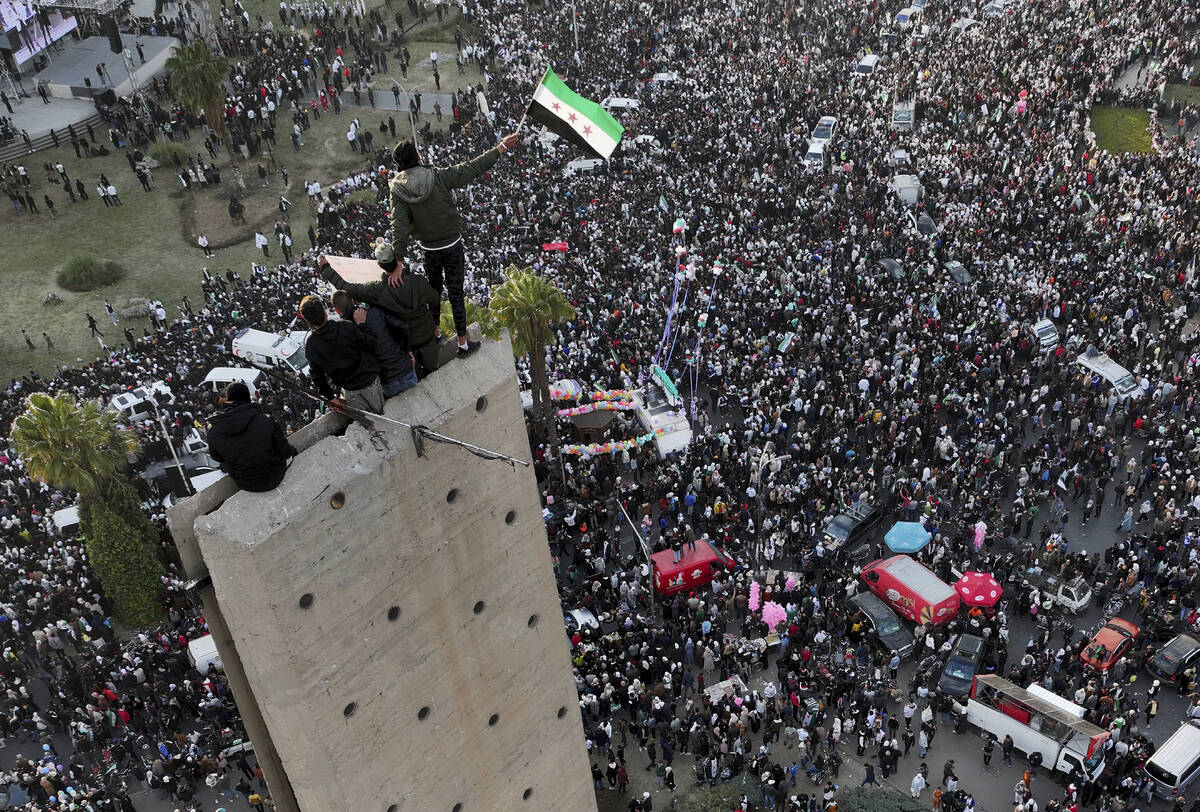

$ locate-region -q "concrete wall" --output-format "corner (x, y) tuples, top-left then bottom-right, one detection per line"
(188, 337), (595, 812)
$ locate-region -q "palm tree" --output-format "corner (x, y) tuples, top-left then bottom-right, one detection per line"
(488, 265), (576, 459)
(11, 392), (136, 494)
(165, 42), (227, 137)
(10, 393), (164, 626)
(439, 300), (500, 341)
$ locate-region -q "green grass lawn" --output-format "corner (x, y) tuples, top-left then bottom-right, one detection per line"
(1166, 83), (1200, 108)
(1089, 106), (1154, 154)
(0, 7), (466, 384)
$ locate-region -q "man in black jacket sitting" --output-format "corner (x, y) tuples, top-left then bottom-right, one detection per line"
(207, 383), (297, 492)
(300, 294), (385, 414)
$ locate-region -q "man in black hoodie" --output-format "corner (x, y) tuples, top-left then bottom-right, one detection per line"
(207, 383), (297, 492)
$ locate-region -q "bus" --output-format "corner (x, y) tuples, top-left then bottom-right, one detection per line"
(968, 675), (1108, 781)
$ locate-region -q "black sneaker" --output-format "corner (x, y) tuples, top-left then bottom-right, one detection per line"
(456, 341), (481, 359)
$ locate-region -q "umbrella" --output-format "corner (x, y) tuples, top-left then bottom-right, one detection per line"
(955, 571), (1003, 606)
(884, 521), (931, 553)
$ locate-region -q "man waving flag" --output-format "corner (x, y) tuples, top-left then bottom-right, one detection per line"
(526, 67), (625, 159)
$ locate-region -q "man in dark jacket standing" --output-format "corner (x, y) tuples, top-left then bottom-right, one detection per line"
(388, 132), (519, 358)
(207, 383), (297, 492)
(299, 294), (385, 413)
(317, 246), (441, 376)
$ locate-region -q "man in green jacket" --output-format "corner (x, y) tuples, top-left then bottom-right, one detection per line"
(388, 132), (519, 358)
(316, 245), (443, 376)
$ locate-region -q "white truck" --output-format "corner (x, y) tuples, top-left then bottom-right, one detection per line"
(968, 675), (1108, 781)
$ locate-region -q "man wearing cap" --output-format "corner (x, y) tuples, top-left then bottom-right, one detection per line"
(317, 248), (442, 377)
(207, 383), (297, 492)
(388, 131), (520, 358)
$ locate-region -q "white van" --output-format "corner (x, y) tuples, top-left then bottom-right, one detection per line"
(563, 158), (605, 178)
(804, 141), (827, 170)
(1032, 319), (1059, 350)
(201, 367), (263, 399)
(895, 6), (919, 26)
(187, 634), (223, 673)
(649, 71), (681, 85)
(855, 54), (883, 75)
(1075, 350), (1141, 400)
(1144, 720), (1200, 799)
(601, 97), (640, 111)
(231, 328), (309, 376)
(53, 505), (80, 537)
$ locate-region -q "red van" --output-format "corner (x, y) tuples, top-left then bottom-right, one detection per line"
(651, 540), (737, 597)
(860, 555), (961, 626)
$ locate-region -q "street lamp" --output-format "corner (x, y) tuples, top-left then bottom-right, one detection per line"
(149, 400), (194, 496)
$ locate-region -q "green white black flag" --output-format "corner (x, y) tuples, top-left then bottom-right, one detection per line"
(526, 67), (625, 159)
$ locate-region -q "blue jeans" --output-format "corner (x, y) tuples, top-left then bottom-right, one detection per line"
(383, 369), (418, 397)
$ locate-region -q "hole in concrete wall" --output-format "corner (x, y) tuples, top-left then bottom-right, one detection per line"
(527, 614), (539, 628)
(452, 805), (463, 812)
(475, 395), (488, 412)
(387, 606), (401, 622)
(343, 702), (357, 718)
(330, 491), (345, 509)
(446, 488), (459, 504)
(522, 788), (533, 801)
(387, 806), (398, 812)
(505, 510), (517, 525)
(488, 713), (499, 727)
(556, 706), (567, 719)
(299, 593), (314, 609)
(418, 706), (430, 721)
(473, 601), (486, 615)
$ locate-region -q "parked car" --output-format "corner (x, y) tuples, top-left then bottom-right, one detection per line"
(944, 260), (971, 284)
(877, 258), (904, 281)
(937, 633), (985, 697)
(822, 503), (883, 559)
(1021, 570), (1092, 614)
(1147, 632), (1200, 683)
(564, 608), (600, 635)
(1080, 618), (1140, 671)
(848, 591), (915, 657)
(810, 116), (838, 146)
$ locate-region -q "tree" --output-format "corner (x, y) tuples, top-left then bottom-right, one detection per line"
(438, 300), (499, 342)
(10, 393), (164, 626)
(165, 42), (227, 137)
(488, 265), (576, 462)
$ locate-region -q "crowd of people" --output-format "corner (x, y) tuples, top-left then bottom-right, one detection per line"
(3, 0), (1200, 807)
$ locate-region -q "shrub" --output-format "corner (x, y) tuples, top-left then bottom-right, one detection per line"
(148, 141), (190, 166)
(79, 482), (165, 627)
(57, 256), (127, 292)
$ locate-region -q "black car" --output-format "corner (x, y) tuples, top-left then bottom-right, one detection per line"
(822, 503), (883, 559)
(1148, 632), (1200, 683)
(848, 591), (915, 657)
(937, 633), (985, 697)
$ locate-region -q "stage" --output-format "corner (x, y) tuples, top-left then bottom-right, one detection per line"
(32, 35), (177, 101)
(0, 35), (176, 153)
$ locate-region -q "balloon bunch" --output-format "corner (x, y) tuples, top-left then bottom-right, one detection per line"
(556, 401), (636, 418)
(561, 427), (668, 457)
(761, 601), (788, 632)
(748, 581), (762, 612)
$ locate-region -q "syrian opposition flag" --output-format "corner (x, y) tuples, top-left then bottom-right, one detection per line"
(672, 218), (686, 233)
(527, 67), (624, 159)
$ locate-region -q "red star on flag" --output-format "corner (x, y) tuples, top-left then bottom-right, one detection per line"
(583, 125), (592, 135)
(552, 102), (560, 111)
(568, 112), (577, 123)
